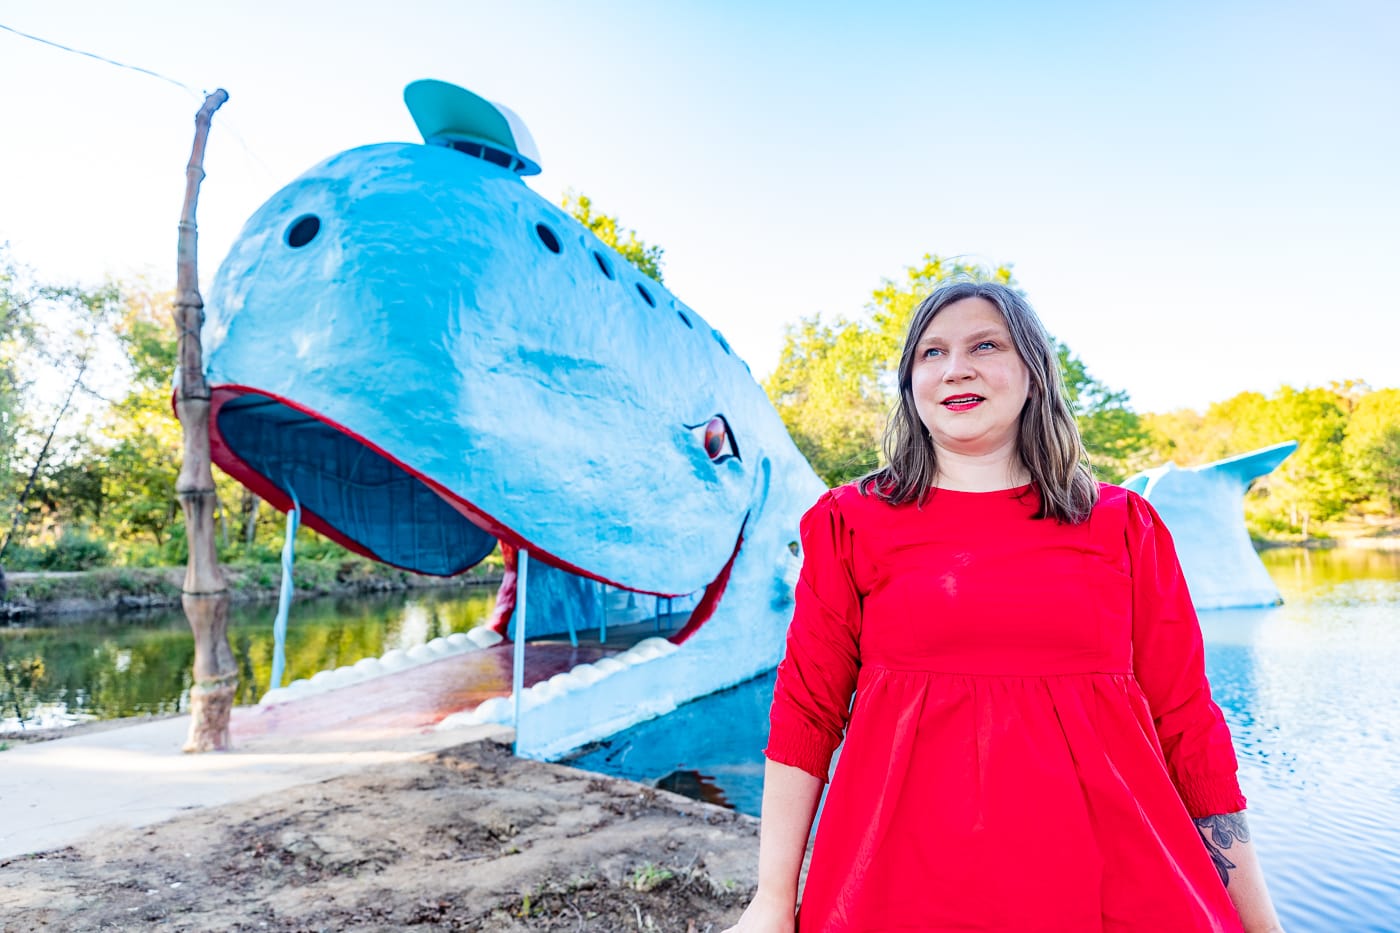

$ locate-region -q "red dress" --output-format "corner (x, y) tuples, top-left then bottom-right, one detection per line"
(765, 483), (1247, 932)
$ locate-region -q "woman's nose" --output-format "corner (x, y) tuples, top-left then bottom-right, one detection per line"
(942, 350), (975, 380)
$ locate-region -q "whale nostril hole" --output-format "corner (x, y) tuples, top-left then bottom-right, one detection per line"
(636, 283), (655, 307)
(535, 223), (561, 254)
(592, 251), (614, 279)
(285, 214), (320, 248)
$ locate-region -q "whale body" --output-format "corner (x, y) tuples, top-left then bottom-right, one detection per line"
(1123, 441), (1297, 610)
(200, 80), (825, 757)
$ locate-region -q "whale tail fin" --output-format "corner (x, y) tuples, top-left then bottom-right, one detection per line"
(1190, 440), (1299, 490)
(1121, 440), (1298, 499)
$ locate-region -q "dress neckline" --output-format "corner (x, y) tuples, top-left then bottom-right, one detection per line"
(928, 482), (1035, 497)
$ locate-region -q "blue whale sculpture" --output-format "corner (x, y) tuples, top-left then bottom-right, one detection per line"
(1123, 441), (1298, 610)
(200, 80), (826, 757)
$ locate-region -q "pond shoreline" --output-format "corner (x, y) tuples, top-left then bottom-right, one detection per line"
(1, 559), (505, 620)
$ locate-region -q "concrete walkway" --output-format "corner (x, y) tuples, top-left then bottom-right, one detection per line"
(0, 634), (639, 861)
(0, 709), (509, 862)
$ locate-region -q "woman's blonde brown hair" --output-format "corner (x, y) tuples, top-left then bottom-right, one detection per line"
(858, 281), (1098, 523)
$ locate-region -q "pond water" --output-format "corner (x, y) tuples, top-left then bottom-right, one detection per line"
(0, 587), (497, 729)
(567, 548), (1400, 933)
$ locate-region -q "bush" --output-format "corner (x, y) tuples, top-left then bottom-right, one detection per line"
(38, 530), (110, 571)
(0, 541), (46, 571)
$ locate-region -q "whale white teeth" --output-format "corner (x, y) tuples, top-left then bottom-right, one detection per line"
(256, 624), (501, 706)
(571, 663), (606, 686)
(257, 620), (684, 721)
(434, 635), (681, 731)
(379, 649), (412, 672)
(467, 627), (505, 649)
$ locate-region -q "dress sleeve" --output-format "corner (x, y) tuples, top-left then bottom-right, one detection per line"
(1126, 491), (1247, 818)
(763, 488), (862, 782)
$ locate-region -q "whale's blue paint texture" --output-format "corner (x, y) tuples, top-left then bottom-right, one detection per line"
(1123, 441), (1298, 610)
(199, 99), (825, 757)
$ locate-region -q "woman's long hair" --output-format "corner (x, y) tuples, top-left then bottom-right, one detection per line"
(858, 281), (1099, 523)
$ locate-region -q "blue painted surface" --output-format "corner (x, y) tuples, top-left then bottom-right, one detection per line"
(199, 81), (825, 758)
(1123, 441), (1298, 609)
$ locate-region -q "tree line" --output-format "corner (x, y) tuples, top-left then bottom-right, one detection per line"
(2, 232), (1395, 573)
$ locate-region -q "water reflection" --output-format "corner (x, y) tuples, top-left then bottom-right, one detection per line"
(0, 587), (496, 729)
(656, 770), (734, 810)
(1203, 554), (1400, 933)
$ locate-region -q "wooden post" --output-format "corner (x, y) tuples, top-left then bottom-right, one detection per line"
(175, 88), (234, 753)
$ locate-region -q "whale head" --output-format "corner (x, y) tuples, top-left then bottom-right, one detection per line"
(200, 84), (821, 644)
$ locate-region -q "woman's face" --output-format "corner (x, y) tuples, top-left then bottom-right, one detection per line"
(909, 296), (1031, 460)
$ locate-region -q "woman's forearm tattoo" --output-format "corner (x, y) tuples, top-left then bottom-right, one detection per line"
(1194, 812), (1250, 887)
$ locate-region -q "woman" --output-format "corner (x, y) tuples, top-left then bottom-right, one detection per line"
(726, 282), (1282, 932)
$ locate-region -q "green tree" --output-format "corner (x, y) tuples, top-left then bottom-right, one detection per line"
(1057, 344), (1153, 483)
(99, 287), (184, 551)
(1342, 387), (1400, 515)
(0, 248), (122, 563)
(561, 191), (665, 283)
(0, 247), (36, 503)
(1254, 386), (1351, 536)
(764, 254), (1149, 485)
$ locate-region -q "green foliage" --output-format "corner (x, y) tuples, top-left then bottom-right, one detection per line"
(35, 528), (110, 571)
(99, 287), (182, 549)
(630, 862), (675, 892)
(0, 247), (35, 491)
(1056, 344), (1152, 483)
(561, 191), (665, 283)
(0, 247), (123, 559)
(763, 312), (887, 485)
(763, 254), (1150, 485)
(1342, 387), (1400, 515)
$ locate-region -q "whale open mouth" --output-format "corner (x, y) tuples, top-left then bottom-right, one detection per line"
(207, 387), (738, 647)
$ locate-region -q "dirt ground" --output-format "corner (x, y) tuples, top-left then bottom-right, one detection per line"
(0, 738), (767, 932)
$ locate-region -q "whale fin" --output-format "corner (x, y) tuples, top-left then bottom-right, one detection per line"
(1190, 441), (1298, 490)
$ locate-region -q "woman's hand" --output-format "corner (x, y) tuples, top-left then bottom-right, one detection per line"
(722, 888), (797, 933)
(722, 760), (823, 933)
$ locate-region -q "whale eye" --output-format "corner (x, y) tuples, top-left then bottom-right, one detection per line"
(286, 214), (320, 248)
(592, 251), (614, 279)
(636, 283), (656, 307)
(686, 415), (740, 464)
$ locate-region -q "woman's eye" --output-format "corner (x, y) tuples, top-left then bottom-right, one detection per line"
(976, 341), (997, 351)
(922, 347), (943, 358)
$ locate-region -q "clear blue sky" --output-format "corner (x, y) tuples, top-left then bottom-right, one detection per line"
(2, 0), (1396, 414)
